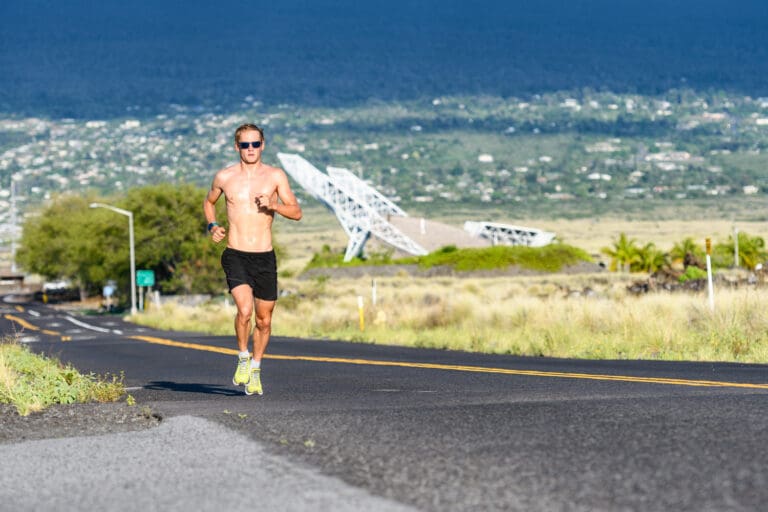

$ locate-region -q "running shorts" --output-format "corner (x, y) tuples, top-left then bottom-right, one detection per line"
(220, 247), (278, 301)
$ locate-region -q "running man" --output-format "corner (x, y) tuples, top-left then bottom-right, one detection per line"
(203, 123), (302, 395)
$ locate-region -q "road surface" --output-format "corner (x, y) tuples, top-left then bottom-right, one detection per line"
(2, 297), (768, 511)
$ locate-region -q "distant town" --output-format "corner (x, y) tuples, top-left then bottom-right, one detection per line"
(2, 89), (768, 259)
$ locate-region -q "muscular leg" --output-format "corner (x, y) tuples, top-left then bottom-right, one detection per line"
(251, 298), (276, 362)
(231, 285), (255, 353)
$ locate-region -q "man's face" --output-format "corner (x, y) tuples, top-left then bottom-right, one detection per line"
(236, 130), (263, 164)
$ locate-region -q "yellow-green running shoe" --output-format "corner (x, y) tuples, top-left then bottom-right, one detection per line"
(245, 368), (263, 396)
(232, 355), (250, 386)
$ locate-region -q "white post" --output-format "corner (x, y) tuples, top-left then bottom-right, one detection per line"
(357, 295), (365, 331)
(706, 238), (714, 311)
(90, 203), (137, 315)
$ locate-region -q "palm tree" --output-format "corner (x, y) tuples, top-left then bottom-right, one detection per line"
(634, 242), (668, 273)
(670, 237), (705, 266)
(601, 233), (641, 272)
(716, 232), (768, 269)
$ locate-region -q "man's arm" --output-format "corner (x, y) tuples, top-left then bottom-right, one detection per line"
(203, 176), (227, 243)
(258, 168), (302, 221)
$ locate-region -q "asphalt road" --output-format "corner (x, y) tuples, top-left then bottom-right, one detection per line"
(3, 297), (768, 511)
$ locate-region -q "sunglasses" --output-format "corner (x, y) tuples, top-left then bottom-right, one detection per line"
(238, 141), (262, 149)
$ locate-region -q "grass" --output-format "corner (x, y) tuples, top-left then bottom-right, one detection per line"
(402, 244), (592, 272)
(130, 272), (768, 364)
(128, 217), (768, 364)
(304, 242), (592, 273)
(0, 336), (125, 416)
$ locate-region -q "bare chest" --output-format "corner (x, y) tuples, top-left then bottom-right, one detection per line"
(223, 172), (275, 207)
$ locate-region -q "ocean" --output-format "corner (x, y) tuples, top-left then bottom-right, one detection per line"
(2, 0), (767, 118)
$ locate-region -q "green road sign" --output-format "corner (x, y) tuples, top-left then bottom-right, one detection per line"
(136, 270), (155, 287)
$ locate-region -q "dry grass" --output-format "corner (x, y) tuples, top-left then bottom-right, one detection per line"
(532, 218), (768, 256)
(128, 214), (768, 363)
(134, 272), (768, 363)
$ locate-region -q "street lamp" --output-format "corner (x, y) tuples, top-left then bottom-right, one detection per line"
(10, 174), (21, 273)
(89, 202), (137, 315)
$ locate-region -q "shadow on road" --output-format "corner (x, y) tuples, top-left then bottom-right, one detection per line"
(144, 381), (243, 396)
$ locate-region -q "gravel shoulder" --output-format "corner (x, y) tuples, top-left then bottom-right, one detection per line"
(0, 402), (162, 444)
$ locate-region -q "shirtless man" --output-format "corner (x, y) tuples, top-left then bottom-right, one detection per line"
(203, 123), (302, 395)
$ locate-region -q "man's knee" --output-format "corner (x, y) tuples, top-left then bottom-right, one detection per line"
(255, 313), (272, 331)
(235, 307), (253, 323)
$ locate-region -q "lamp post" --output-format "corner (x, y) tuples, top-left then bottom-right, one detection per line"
(89, 203), (137, 315)
(10, 174), (20, 273)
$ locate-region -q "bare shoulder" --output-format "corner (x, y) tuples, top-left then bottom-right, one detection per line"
(264, 164), (290, 182)
(213, 163), (239, 184)
(264, 163), (286, 175)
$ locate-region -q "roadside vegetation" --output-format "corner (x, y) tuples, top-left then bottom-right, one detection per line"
(131, 271), (768, 364)
(306, 243), (593, 273)
(13, 190), (768, 365)
(0, 336), (125, 416)
(14, 186), (765, 312)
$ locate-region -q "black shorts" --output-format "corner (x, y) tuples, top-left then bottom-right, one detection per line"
(221, 247), (278, 301)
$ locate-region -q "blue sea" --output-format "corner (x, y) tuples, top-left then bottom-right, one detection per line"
(2, 0), (767, 118)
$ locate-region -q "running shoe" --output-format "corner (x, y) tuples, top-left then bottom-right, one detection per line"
(232, 355), (250, 386)
(245, 368), (263, 396)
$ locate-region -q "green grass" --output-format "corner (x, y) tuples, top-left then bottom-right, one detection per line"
(403, 244), (592, 272)
(0, 336), (125, 416)
(305, 243), (592, 273)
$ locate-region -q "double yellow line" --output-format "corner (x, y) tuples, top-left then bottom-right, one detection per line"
(129, 334), (768, 390)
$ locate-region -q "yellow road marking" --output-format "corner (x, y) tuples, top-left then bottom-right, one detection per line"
(4, 314), (62, 337)
(14, 305), (24, 313)
(129, 335), (768, 390)
(4, 314), (40, 331)
(130, 335), (239, 356)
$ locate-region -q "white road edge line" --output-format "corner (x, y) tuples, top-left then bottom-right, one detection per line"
(64, 315), (111, 333)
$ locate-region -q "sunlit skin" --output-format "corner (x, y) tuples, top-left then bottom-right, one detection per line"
(203, 128), (302, 359)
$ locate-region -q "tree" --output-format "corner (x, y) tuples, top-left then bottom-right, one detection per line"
(601, 232), (641, 272)
(121, 183), (226, 294)
(634, 242), (667, 273)
(15, 184), (250, 299)
(669, 237), (705, 266)
(16, 194), (107, 299)
(713, 231), (767, 270)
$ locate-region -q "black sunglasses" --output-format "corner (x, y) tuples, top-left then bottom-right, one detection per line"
(238, 141), (262, 149)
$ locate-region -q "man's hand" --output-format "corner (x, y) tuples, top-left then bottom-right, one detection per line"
(210, 225), (226, 243)
(255, 194), (275, 212)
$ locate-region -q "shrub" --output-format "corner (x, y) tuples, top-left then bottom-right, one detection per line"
(0, 338), (124, 416)
(679, 266), (708, 282)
